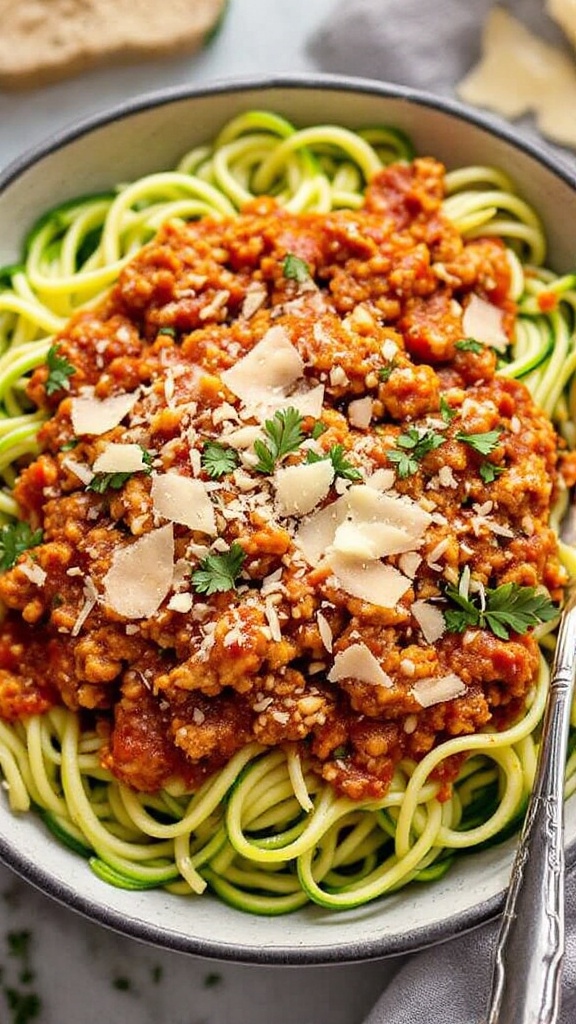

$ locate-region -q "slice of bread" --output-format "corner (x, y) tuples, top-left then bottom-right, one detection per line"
(0, 0), (227, 90)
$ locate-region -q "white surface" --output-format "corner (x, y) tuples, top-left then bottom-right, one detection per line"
(0, 4), (399, 1022)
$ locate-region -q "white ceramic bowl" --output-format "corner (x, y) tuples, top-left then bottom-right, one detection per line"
(1, 75), (576, 965)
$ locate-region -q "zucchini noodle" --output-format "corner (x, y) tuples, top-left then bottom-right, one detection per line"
(0, 110), (575, 915)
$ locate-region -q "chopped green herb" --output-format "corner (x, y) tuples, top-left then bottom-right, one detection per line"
(157, 326), (176, 337)
(0, 523), (43, 571)
(140, 447), (154, 471)
(7, 933), (32, 962)
(456, 429), (503, 457)
(253, 407), (305, 474)
(112, 977), (132, 992)
(4, 931), (39, 1022)
(282, 253), (311, 283)
(332, 745), (348, 759)
(59, 438), (79, 452)
(439, 397), (457, 424)
(5, 988), (41, 1024)
(311, 421), (327, 440)
(443, 579), (558, 640)
(87, 472), (132, 494)
(455, 338), (484, 354)
(479, 461), (505, 484)
(378, 359), (397, 382)
(387, 427), (445, 479)
(45, 345), (76, 396)
(204, 972), (223, 988)
(201, 441), (240, 479)
(191, 542), (246, 596)
(306, 445), (362, 481)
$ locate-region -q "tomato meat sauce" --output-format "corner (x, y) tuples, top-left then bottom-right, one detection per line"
(0, 158), (566, 801)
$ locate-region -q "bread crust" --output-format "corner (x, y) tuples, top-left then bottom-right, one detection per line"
(0, 0), (227, 89)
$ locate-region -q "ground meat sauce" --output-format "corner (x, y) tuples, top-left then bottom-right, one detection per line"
(0, 157), (566, 800)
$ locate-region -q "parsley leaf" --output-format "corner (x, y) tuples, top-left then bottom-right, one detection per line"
(201, 441), (239, 479)
(311, 421), (327, 440)
(387, 427), (445, 479)
(378, 359), (398, 382)
(440, 397), (457, 424)
(479, 461), (505, 484)
(456, 429), (503, 457)
(45, 345), (76, 396)
(87, 447), (153, 492)
(444, 579), (558, 639)
(306, 444), (362, 481)
(191, 542), (246, 596)
(87, 472), (132, 493)
(455, 338), (485, 354)
(140, 448), (154, 471)
(0, 522), (43, 571)
(254, 407), (305, 474)
(282, 253), (311, 283)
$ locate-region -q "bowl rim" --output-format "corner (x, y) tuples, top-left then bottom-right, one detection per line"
(0, 71), (575, 965)
(1, 72), (575, 195)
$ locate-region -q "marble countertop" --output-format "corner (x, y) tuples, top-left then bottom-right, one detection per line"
(0, 2), (401, 1022)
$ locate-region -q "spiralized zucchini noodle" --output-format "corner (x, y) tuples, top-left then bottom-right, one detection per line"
(1, 110), (576, 915)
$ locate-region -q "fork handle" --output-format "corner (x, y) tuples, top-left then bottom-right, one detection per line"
(486, 592), (576, 1024)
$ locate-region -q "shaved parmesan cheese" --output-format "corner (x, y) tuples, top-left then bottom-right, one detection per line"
(332, 520), (418, 559)
(275, 459), (335, 516)
(462, 295), (509, 354)
(103, 524), (174, 619)
(317, 611), (333, 653)
(62, 457), (94, 485)
(398, 551), (422, 579)
(264, 596), (282, 642)
(280, 383), (325, 420)
(296, 500), (348, 566)
(348, 397), (373, 429)
(366, 468), (396, 491)
(222, 426), (263, 449)
(328, 642), (393, 688)
(296, 484), (431, 570)
(457, 8), (576, 148)
(168, 592), (194, 613)
(345, 486), (432, 539)
(92, 443), (148, 474)
(71, 577), (99, 637)
(220, 326), (324, 421)
(19, 561), (47, 587)
(71, 391), (139, 436)
(411, 673), (467, 708)
(151, 473), (216, 534)
(241, 282), (267, 319)
(411, 600), (446, 643)
(327, 552), (412, 608)
(221, 326), (303, 404)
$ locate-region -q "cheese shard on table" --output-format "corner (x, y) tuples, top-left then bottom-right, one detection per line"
(457, 7), (576, 149)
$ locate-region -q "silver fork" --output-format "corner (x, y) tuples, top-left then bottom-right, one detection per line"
(486, 500), (576, 1024)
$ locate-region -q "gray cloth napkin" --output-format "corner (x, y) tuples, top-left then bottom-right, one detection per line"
(308, 0), (576, 166)
(363, 867), (576, 1024)
(308, 3), (576, 1022)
